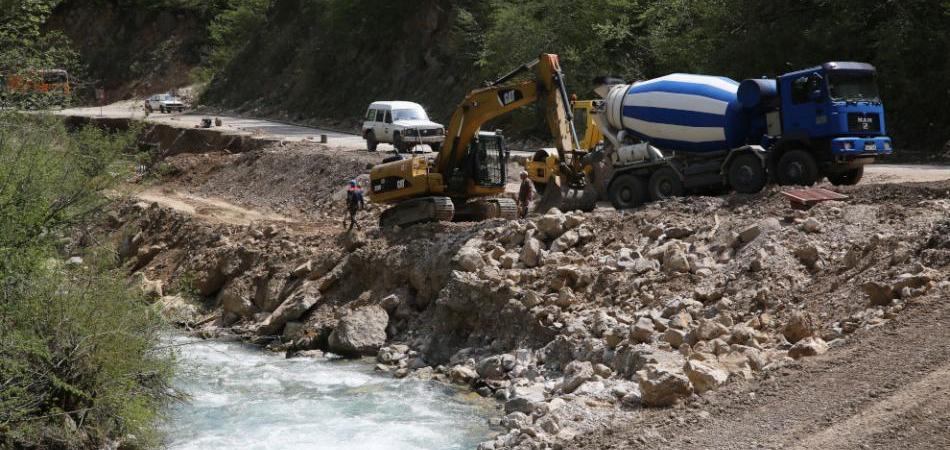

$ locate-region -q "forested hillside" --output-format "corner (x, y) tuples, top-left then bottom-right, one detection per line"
(202, 0), (950, 155)
(43, 0), (950, 154)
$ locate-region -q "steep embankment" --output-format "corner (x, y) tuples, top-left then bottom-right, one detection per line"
(202, 0), (486, 128)
(103, 139), (950, 449)
(46, 0), (211, 100)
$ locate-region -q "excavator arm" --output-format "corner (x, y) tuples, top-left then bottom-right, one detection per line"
(434, 54), (585, 191)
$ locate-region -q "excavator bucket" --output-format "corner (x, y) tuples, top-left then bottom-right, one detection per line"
(536, 176), (598, 214)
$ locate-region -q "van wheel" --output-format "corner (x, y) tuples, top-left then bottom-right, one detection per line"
(776, 150), (819, 186)
(393, 133), (406, 153)
(648, 166), (684, 201)
(430, 142), (441, 152)
(727, 153), (767, 193)
(365, 132), (378, 152)
(608, 174), (649, 210)
(159, 106), (166, 114)
(828, 166), (864, 186)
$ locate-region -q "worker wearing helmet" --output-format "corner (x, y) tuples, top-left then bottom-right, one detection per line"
(517, 170), (535, 218)
(344, 179), (365, 230)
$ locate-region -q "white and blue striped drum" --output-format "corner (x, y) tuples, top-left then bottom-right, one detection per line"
(604, 74), (750, 154)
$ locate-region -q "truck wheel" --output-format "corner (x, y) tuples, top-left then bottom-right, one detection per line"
(365, 132), (378, 152)
(776, 150), (819, 186)
(648, 166), (684, 201)
(430, 142), (441, 152)
(828, 166), (864, 186)
(608, 174), (648, 210)
(727, 153), (767, 194)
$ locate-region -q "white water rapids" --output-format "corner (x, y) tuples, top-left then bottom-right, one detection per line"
(163, 335), (494, 449)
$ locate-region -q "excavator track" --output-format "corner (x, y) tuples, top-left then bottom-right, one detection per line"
(492, 197), (519, 220)
(379, 196), (454, 228)
(455, 197), (519, 222)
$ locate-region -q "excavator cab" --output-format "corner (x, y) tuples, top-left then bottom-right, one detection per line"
(470, 131), (508, 189)
(446, 131), (508, 192)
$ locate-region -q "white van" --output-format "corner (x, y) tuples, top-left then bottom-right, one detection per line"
(362, 101), (445, 152)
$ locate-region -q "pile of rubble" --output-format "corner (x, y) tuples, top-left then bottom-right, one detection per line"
(110, 182), (950, 450)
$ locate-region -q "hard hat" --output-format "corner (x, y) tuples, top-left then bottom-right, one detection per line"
(520, 170), (528, 177)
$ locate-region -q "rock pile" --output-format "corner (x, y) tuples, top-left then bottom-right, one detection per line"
(111, 181), (950, 450)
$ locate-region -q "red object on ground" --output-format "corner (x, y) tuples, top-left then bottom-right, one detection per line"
(781, 188), (850, 209)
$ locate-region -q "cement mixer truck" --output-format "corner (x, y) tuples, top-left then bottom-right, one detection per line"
(584, 62), (892, 209)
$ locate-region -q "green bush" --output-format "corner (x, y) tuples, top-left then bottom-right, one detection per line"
(0, 112), (177, 448)
(0, 258), (175, 449)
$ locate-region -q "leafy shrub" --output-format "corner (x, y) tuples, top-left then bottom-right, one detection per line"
(0, 112), (177, 448)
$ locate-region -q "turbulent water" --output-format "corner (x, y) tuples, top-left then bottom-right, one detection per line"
(164, 335), (494, 450)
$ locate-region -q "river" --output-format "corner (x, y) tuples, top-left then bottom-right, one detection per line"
(163, 335), (494, 449)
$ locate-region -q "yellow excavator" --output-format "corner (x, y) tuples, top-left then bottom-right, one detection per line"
(524, 99), (603, 190)
(369, 53), (590, 227)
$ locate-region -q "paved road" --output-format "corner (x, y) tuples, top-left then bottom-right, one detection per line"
(57, 100), (367, 148)
(57, 101), (950, 184)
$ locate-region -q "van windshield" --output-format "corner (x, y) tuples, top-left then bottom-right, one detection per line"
(828, 72), (880, 103)
(393, 109), (427, 121)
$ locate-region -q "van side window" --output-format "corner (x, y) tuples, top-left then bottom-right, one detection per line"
(384, 110), (392, 124)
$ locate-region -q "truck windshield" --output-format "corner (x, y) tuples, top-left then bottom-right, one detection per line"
(393, 109), (427, 121)
(828, 72), (880, 102)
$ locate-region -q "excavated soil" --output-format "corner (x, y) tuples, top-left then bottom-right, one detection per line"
(107, 145), (950, 450)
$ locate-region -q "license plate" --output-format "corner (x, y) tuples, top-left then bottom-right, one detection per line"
(864, 142), (876, 151)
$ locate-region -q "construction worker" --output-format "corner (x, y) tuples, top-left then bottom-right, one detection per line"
(517, 170), (535, 218)
(344, 180), (365, 230)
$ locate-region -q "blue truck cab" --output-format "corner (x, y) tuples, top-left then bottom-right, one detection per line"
(763, 62), (892, 185)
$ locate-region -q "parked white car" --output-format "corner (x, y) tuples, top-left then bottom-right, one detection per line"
(145, 93), (185, 113)
(362, 101), (445, 152)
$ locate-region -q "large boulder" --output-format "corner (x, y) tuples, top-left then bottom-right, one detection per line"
(558, 360), (594, 393)
(788, 337), (829, 359)
(663, 251), (691, 273)
(448, 365), (479, 385)
(638, 364), (693, 407)
(536, 210), (566, 239)
(157, 294), (199, 323)
(477, 354), (516, 379)
(328, 305), (390, 357)
(521, 237), (543, 268)
(862, 281), (896, 306)
(505, 384), (546, 414)
(550, 230), (580, 253)
(218, 279), (258, 318)
(259, 287), (321, 335)
(782, 311), (817, 343)
(630, 317), (656, 344)
(456, 246), (485, 272)
(684, 360), (729, 393)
